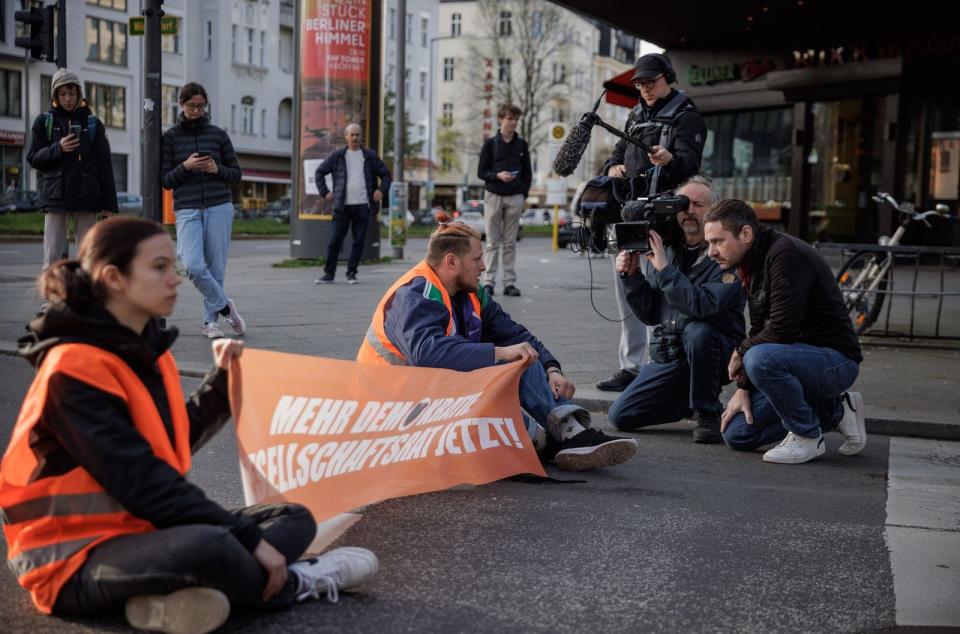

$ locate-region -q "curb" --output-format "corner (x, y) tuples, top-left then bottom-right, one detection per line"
(2, 340), (957, 442)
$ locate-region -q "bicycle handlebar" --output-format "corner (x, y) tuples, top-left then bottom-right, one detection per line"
(871, 192), (948, 222)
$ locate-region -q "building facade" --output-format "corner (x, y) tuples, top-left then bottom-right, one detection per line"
(0, 0), (295, 207)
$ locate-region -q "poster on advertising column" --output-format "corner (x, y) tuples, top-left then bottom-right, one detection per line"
(294, 0), (382, 242)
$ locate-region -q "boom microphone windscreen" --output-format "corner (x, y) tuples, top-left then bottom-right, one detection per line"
(552, 119), (593, 177)
(620, 199), (647, 222)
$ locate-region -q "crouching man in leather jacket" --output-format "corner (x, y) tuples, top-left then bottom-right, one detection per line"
(607, 177), (745, 443)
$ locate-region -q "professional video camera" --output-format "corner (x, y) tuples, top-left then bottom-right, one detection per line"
(610, 193), (690, 254)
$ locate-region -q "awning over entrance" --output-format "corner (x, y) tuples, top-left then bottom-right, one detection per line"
(602, 68), (639, 109)
(242, 168), (291, 184)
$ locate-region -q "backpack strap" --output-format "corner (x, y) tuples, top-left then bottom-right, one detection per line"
(87, 115), (98, 140)
(42, 113), (54, 142)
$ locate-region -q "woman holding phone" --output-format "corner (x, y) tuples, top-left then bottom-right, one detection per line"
(160, 83), (246, 340)
(26, 68), (118, 316)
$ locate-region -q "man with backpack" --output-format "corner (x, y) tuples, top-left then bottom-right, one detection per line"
(27, 68), (118, 314)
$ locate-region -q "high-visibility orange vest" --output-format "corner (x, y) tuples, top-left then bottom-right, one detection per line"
(0, 344), (192, 613)
(357, 259), (482, 365)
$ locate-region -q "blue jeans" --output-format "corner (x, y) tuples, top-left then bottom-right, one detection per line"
(722, 343), (859, 451)
(175, 202), (233, 325)
(517, 364), (587, 441)
(324, 204), (370, 277)
(608, 321), (735, 430)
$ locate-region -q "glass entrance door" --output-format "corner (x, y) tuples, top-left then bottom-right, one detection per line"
(806, 97), (885, 242)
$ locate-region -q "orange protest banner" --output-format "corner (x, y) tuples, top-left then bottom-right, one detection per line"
(229, 349), (545, 521)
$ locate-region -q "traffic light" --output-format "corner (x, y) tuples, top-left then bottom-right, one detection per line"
(14, 6), (55, 62)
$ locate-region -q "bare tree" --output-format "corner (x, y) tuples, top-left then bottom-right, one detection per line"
(459, 0), (569, 150)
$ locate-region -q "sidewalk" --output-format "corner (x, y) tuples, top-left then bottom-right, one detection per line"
(1, 237), (958, 439)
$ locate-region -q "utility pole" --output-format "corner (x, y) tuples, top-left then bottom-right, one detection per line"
(56, 0), (66, 67)
(21, 47), (29, 192)
(392, 0), (406, 259)
(141, 0), (163, 222)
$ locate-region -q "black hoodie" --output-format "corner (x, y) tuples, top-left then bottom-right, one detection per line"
(17, 303), (263, 552)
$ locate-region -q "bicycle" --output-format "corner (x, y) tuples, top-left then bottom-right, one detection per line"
(836, 192), (949, 334)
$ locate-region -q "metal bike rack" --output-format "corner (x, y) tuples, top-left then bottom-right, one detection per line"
(816, 242), (960, 342)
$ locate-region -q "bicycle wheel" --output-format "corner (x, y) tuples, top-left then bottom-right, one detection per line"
(837, 251), (888, 334)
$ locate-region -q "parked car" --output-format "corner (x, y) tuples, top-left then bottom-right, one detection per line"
(116, 192), (143, 215)
(264, 196), (291, 223)
(521, 208), (552, 226)
(455, 199), (484, 217)
(0, 190), (42, 214)
(459, 210), (523, 242)
(380, 210), (416, 227)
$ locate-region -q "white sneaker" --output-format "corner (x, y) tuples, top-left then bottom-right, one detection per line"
(288, 547), (378, 603)
(763, 432), (825, 464)
(837, 391), (867, 456)
(125, 587), (230, 634)
(222, 299), (246, 336)
(201, 322), (224, 339)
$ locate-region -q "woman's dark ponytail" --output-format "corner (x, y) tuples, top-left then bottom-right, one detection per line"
(38, 259), (96, 308)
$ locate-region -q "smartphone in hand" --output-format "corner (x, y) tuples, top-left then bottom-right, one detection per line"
(196, 151), (211, 158)
(69, 124), (82, 138)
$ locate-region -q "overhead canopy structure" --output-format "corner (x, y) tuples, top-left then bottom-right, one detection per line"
(553, 0), (955, 52)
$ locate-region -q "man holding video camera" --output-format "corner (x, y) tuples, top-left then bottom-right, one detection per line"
(596, 53), (707, 392)
(607, 177), (745, 444)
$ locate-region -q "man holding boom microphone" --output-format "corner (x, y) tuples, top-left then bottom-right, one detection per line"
(596, 53), (707, 392)
(607, 177), (745, 443)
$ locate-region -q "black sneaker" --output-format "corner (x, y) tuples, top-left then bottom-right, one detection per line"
(346, 272), (358, 284)
(692, 416), (722, 444)
(483, 284), (494, 297)
(554, 429), (637, 471)
(315, 273), (334, 284)
(595, 369), (637, 392)
(503, 285), (521, 297)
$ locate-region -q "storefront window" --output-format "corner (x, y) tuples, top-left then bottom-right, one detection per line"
(701, 107), (793, 207)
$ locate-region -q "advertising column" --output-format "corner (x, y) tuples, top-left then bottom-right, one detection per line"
(291, 0), (382, 259)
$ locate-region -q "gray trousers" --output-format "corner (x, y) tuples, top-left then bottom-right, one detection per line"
(42, 212), (98, 270)
(482, 191), (525, 287)
(612, 254), (649, 373)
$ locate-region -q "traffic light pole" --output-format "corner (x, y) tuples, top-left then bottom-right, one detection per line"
(141, 0), (163, 222)
(21, 48), (29, 191)
(56, 0), (67, 67)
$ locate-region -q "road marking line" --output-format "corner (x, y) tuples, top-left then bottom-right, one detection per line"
(885, 437), (960, 626)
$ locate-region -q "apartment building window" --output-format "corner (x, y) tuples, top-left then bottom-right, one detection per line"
(498, 12), (512, 37)
(85, 82), (126, 128)
(443, 58), (454, 81)
(205, 21), (213, 59)
(161, 17), (181, 54)
(161, 84), (180, 127)
(441, 156), (452, 172)
(419, 71), (427, 101)
(498, 58), (510, 83)
(0, 70), (21, 117)
(419, 124), (426, 138)
(111, 154), (127, 193)
(388, 8), (396, 40)
(87, 0), (127, 10)
(421, 17), (429, 47)
(86, 17), (128, 66)
(278, 99), (293, 139)
(260, 31), (266, 66)
(40, 74), (51, 105)
(450, 13), (461, 37)
(279, 27), (293, 72)
(231, 105), (236, 131)
(261, 108), (267, 136)
(552, 63), (566, 83)
(442, 103), (453, 126)
(231, 25), (237, 61)
(241, 96), (255, 135)
(532, 10), (543, 37)
(405, 13), (412, 43)
(0, 2), (5, 43)
(404, 68), (410, 96)
(245, 27), (254, 64)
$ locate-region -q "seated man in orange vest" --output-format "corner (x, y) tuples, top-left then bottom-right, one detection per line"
(357, 213), (637, 470)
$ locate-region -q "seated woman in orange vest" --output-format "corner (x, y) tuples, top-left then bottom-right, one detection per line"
(0, 216), (377, 633)
(357, 212), (637, 471)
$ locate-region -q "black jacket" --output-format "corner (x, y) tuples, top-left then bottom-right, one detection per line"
(26, 103), (118, 214)
(602, 90), (706, 192)
(623, 243), (746, 362)
(478, 131), (532, 197)
(314, 146), (391, 213)
(17, 303), (263, 551)
(737, 226), (863, 377)
(160, 113), (242, 211)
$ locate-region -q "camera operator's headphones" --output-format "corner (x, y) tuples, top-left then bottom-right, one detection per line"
(648, 53), (677, 84)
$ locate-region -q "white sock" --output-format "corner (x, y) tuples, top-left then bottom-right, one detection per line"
(531, 423), (548, 452)
(559, 418), (586, 441)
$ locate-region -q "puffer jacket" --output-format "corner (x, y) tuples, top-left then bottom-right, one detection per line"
(314, 146), (391, 213)
(26, 103), (118, 214)
(623, 244), (746, 362)
(160, 113), (242, 210)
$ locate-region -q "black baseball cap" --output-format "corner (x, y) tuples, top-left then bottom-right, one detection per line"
(630, 53), (672, 82)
